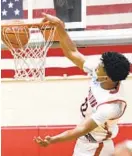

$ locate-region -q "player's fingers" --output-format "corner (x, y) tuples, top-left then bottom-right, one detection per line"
(37, 136), (42, 139)
(41, 13), (64, 28)
(36, 136), (43, 141)
(41, 13), (53, 26)
(42, 12), (46, 17)
(42, 13), (58, 23)
(34, 137), (40, 143)
(33, 136), (50, 147)
(41, 13), (51, 23)
(34, 136), (42, 143)
(35, 136), (41, 140)
(37, 139), (49, 147)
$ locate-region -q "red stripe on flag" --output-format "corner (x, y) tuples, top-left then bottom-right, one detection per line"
(1, 45), (132, 59)
(23, 10), (28, 19)
(45, 67), (87, 76)
(1, 65), (132, 78)
(87, 3), (132, 15)
(86, 23), (132, 30)
(23, 9), (56, 19)
(1, 70), (15, 78)
(33, 9), (56, 18)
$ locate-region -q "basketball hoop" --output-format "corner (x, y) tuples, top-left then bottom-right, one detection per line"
(1, 22), (58, 80)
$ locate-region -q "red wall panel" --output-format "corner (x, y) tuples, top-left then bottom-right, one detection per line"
(1, 127), (39, 156)
(1, 124), (132, 156)
(113, 124), (132, 145)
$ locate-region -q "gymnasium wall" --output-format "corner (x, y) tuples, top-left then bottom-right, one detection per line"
(1, 78), (132, 126)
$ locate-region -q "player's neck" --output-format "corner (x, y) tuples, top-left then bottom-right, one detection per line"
(100, 81), (118, 90)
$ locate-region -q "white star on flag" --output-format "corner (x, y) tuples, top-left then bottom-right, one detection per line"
(8, 2), (14, 8)
(2, 0), (23, 20)
(2, 9), (8, 16)
(14, 9), (20, 15)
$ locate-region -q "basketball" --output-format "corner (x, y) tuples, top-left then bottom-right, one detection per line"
(1, 25), (30, 49)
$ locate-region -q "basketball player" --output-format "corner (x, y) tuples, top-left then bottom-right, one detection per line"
(34, 14), (130, 156)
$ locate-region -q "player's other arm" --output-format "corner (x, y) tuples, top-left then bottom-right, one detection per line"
(42, 13), (85, 70)
(34, 103), (124, 147)
(34, 117), (98, 147)
(48, 117), (97, 143)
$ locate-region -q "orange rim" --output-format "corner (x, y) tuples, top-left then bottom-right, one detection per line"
(1, 22), (59, 42)
(1, 22), (50, 28)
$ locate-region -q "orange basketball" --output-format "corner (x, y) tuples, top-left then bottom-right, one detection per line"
(1, 25), (30, 49)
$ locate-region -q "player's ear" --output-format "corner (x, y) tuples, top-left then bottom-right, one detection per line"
(105, 76), (109, 81)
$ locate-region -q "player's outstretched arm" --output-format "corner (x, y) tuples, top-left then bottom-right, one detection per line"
(42, 13), (85, 70)
(34, 117), (98, 147)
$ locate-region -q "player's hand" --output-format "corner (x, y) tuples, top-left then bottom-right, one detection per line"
(33, 136), (52, 147)
(41, 13), (65, 28)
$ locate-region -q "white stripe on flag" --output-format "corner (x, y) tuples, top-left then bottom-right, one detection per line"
(86, 13), (132, 26)
(86, 0), (132, 6)
(1, 54), (132, 70)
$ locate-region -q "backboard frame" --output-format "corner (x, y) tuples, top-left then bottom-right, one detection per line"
(27, 0), (87, 29)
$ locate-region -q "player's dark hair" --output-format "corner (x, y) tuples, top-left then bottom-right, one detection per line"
(101, 51), (130, 82)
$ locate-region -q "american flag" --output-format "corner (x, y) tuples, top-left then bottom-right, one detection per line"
(2, 0), (132, 29)
(1, 0), (23, 20)
(1, 0), (132, 79)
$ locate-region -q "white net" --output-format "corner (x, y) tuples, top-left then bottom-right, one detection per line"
(2, 24), (56, 80)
